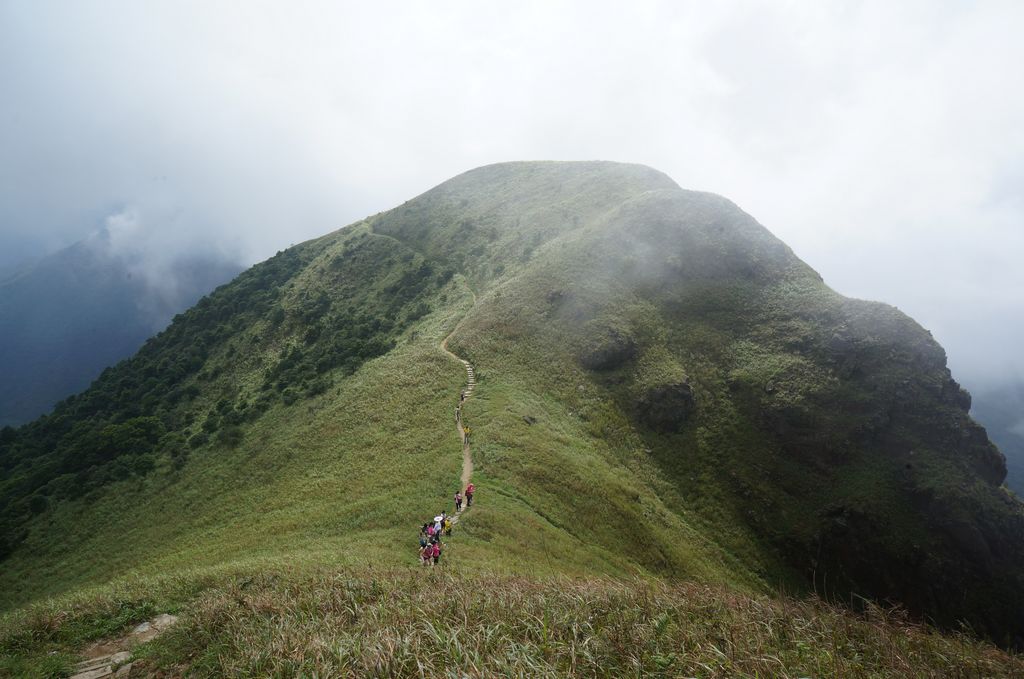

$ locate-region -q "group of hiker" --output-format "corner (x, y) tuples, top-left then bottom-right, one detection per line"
(417, 482), (476, 566)
(420, 368), (476, 566)
(419, 512), (452, 566)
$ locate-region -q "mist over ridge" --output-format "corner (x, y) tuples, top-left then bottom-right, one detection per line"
(2, 2), (1022, 390)
(2, 3), (1024, 671)
(0, 227), (242, 426)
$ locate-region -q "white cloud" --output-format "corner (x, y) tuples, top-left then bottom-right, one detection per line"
(1, 0), (1022, 383)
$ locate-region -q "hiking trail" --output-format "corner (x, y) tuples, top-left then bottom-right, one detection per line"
(440, 283), (477, 525)
(68, 614), (178, 679)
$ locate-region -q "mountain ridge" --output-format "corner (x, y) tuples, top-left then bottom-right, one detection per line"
(1, 160), (1022, 652)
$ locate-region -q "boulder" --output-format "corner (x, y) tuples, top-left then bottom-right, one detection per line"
(638, 382), (696, 433)
(579, 327), (637, 371)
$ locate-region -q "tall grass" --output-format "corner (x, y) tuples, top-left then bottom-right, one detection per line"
(10, 568), (1009, 678)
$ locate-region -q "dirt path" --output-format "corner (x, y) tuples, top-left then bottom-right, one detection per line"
(69, 614), (178, 678)
(440, 283), (477, 518)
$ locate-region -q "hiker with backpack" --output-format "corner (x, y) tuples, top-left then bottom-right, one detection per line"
(432, 539), (442, 565)
(444, 516), (453, 536)
(463, 425), (472, 445)
(454, 491), (463, 512)
(465, 482), (475, 507)
(421, 541), (435, 566)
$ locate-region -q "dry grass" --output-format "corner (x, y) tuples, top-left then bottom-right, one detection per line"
(121, 570), (1021, 678)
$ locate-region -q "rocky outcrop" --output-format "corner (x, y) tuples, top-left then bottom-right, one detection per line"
(579, 326), (637, 371)
(638, 382), (696, 433)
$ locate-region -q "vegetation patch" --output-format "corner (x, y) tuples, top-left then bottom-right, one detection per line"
(5, 569), (1020, 678)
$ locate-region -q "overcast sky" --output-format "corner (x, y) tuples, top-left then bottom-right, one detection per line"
(1, 1), (1022, 386)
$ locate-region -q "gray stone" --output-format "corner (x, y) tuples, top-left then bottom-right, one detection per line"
(151, 613), (179, 629)
(70, 663), (113, 679)
(74, 656), (111, 671)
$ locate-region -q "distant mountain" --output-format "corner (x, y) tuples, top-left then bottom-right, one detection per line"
(2, 161), (1023, 653)
(0, 232), (242, 425)
(972, 380), (1024, 494)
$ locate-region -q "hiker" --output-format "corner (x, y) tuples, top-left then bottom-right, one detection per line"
(460, 390), (466, 403)
(463, 425), (472, 445)
(420, 542), (433, 566)
(454, 491), (463, 512)
(427, 523), (436, 539)
(465, 482), (475, 507)
(433, 515), (443, 535)
(432, 540), (442, 565)
(444, 516), (453, 536)
(419, 533), (428, 549)
(455, 406), (461, 424)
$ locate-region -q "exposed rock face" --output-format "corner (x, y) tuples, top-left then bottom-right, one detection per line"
(638, 382), (696, 433)
(579, 326), (637, 371)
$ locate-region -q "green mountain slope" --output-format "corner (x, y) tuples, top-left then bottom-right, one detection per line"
(2, 161), (1022, 652)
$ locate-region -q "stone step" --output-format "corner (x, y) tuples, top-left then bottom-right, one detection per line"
(71, 652), (132, 679)
(74, 657), (112, 672)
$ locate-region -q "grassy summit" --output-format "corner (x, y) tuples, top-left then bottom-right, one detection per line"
(1, 161), (1022, 673)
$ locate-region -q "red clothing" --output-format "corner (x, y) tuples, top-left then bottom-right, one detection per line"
(466, 484), (475, 494)
(432, 543), (441, 557)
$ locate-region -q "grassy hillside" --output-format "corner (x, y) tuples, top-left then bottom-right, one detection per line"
(378, 162), (1024, 642)
(1, 161), (1023, 673)
(3, 567), (1021, 677)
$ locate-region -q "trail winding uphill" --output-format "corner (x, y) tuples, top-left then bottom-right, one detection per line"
(439, 281), (478, 526)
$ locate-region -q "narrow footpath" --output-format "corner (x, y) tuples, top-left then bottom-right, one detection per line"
(68, 615), (179, 679)
(440, 288), (477, 526)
